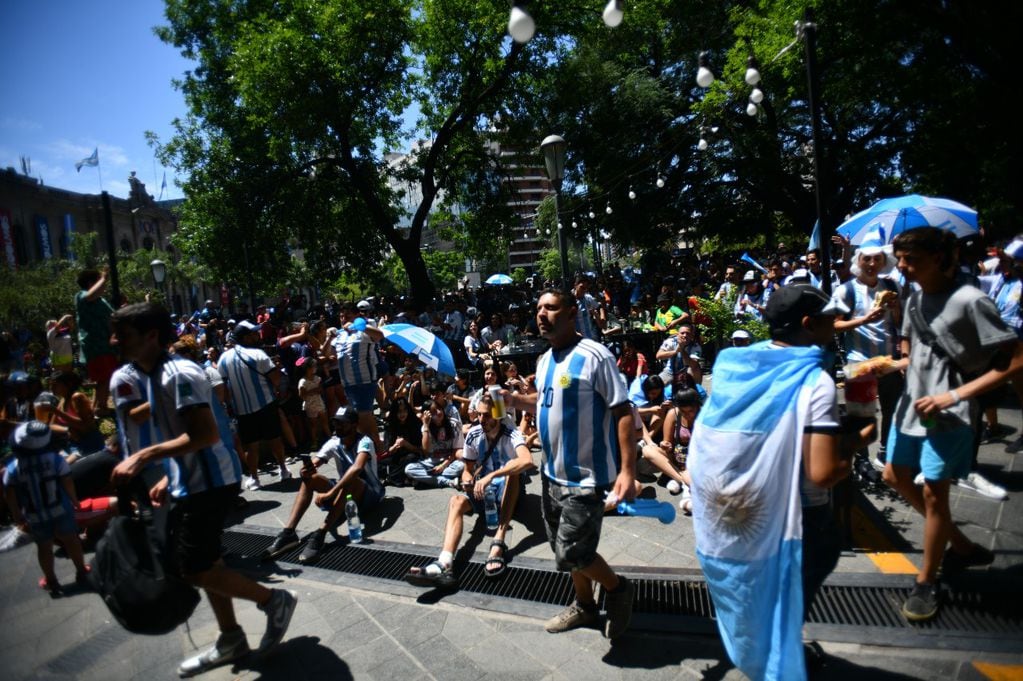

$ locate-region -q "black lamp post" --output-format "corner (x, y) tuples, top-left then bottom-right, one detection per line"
(150, 258), (167, 308)
(800, 7), (832, 295)
(540, 134), (570, 290)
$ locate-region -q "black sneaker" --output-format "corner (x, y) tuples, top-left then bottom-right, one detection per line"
(298, 529), (326, 564)
(901, 581), (939, 622)
(603, 576), (635, 639)
(942, 544), (995, 574)
(1006, 436), (1023, 454)
(263, 528), (300, 561)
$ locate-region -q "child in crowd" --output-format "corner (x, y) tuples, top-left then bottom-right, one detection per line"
(3, 420), (90, 594)
(297, 357), (329, 448)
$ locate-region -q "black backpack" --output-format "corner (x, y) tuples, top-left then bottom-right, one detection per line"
(91, 485), (200, 635)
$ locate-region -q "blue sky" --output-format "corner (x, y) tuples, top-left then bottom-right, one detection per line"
(0, 1), (192, 201)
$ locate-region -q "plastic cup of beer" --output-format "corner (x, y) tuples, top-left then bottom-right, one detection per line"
(488, 385), (506, 419)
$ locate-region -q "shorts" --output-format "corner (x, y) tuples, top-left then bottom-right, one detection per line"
(343, 383), (376, 412)
(86, 354), (118, 386)
(279, 392), (303, 417)
(28, 511), (79, 542)
(236, 403), (283, 445)
(170, 483), (240, 575)
(322, 369), (342, 388)
(51, 352), (73, 368)
(314, 477), (384, 511)
(462, 476), (508, 516)
(541, 476), (609, 571)
(887, 424), (973, 482)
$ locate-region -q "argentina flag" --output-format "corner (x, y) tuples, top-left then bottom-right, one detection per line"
(689, 342), (829, 681)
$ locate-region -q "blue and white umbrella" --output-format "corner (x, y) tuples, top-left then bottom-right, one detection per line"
(836, 194), (978, 245)
(485, 273), (514, 285)
(379, 324), (456, 377)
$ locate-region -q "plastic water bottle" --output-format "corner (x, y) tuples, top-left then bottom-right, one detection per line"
(345, 494), (363, 543)
(616, 498), (677, 524)
(484, 484), (500, 530)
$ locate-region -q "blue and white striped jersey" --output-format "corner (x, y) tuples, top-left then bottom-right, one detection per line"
(832, 277), (900, 362)
(312, 434), (383, 500)
(575, 293), (602, 340)
(463, 423), (526, 476)
(217, 345), (276, 416)
(110, 363), (158, 457)
(3, 451), (74, 525)
(535, 338), (628, 487)
(150, 355), (242, 498)
(332, 328), (379, 386)
(980, 274), (1023, 330)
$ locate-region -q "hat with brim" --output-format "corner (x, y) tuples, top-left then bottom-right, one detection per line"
(10, 420), (52, 453)
(763, 284), (849, 332)
(234, 320), (261, 335)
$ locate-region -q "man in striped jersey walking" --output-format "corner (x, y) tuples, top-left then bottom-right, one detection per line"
(508, 288), (636, 639)
(218, 320), (289, 489)
(109, 303), (296, 676)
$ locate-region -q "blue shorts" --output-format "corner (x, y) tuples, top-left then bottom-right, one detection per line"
(462, 476), (508, 516)
(28, 512), (79, 542)
(315, 478), (384, 511)
(887, 424), (973, 482)
(343, 383), (377, 412)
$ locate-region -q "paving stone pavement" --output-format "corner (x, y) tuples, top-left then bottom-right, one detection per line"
(2, 404), (1022, 680)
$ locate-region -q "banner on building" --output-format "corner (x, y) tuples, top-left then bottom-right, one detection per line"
(35, 216), (53, 260)
(0, 208), (17, 268)
(63, 214), (75, 260)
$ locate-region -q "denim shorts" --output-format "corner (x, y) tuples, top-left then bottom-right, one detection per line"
(540, 476), (609, 571)
(343, 383), (377, 412)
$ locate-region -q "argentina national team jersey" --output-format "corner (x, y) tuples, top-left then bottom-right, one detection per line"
(574, 293), (601, 340)
(216, 345), (276, 415)
(150, 355), (242, 498)
(984, 274), (1023, 330)
(312, 434), (384, 499)
(3, 452), (74, 525)
(332, 328), (379, 386)
(463, 423), (526, 476)
(110, 363), (158, 457)
(833, 278), (900, 362)
(535, 338), (628, 487)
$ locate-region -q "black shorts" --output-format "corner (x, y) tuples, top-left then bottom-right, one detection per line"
(170, 483), (240, 575)
(322, 369), (342, 388)
(236, 404), (283, 445)
(279, 392), (304, 417)
(541, 476), (609, 571)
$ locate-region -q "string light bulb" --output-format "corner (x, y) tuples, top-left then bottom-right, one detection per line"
(697, 138), (708, 151)
(628, 185), (636, 200)
(605, 202), (613, 215)
(744, 55), (761, 86)
(571, 220), (578, 229)
(602, 0), (624, 28)
(508, 2), (535, 43)
(750, 85), (764, 104)
(746, 102), (758, 116)
(696, 51), (714, 88)
(656, 175), (665, 188)
(588, 207), (596, 219)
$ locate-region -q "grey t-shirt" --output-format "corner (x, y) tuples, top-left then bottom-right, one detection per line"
(895, 283), (1016, 436)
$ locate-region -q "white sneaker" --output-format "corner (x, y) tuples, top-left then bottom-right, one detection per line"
(870, 456), (887, 473)
(244, 475), (261, 491)
(279, 467), (293, 481)
(913, 472), (925, 486)
(679, 486), (693, 515)
(958, 472), (1008, 501)
(666, 479), (682, 495)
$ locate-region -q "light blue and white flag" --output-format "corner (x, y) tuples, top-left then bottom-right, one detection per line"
(807, 219), (821, 251)
(75, 148), (98, 172)
(689, 342), (829, 681)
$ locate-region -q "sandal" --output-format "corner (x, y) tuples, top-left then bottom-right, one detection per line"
(405, 560), (457, 588)
(484, 540), (508, 578)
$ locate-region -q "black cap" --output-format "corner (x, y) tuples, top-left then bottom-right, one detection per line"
(332, 406), (359, 424)
(763, 284), (849, 331)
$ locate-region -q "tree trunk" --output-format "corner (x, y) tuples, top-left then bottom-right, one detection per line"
(393, 237), (436, 307)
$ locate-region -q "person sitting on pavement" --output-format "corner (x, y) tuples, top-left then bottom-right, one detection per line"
(381, 396), (426, 484)
(404, 399), (465, 488)
(404, 394), (533, 588)
(660, 389), (703, 514)
(631, 374), (670, 436)
(655, 324), (704, 396)
(264, 406), (385, 564)
(616, 338), (649, 383)
(49, 370), (105, 456)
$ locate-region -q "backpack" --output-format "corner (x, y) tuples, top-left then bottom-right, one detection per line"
(91, 485), (200, 635)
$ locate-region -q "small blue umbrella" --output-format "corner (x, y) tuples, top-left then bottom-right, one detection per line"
(485, 273), (514, 285)
(835, 194), (978, 245)
(379, 324), (456, 377)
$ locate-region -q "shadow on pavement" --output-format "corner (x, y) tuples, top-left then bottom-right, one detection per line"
(228, 499), (282, 523)
(364, 495), (405, 536)
(234, 635), (353, 679)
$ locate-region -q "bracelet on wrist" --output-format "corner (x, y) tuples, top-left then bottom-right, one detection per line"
(949, 389), (962, 405)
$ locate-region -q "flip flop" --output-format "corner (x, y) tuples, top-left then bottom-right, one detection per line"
(484, 540), (508, 579)
(405, 561), (458, 589)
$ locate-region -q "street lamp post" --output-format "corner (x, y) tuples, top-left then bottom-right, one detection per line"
(800, 7), (832, 295)
(150, 258), (167, 309)
(540, 134), (570, 290)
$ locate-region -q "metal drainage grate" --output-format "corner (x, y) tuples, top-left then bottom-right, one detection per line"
(222, 529), (1023, 652)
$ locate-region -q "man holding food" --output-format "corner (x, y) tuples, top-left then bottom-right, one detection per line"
(832, 230), (903, 470)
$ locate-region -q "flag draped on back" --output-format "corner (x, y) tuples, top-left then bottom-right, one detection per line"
(688, 342), (829, 681)
(75, 148), (98, 172)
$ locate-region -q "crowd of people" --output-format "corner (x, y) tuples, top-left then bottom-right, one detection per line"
(1, 225), (1019, 679)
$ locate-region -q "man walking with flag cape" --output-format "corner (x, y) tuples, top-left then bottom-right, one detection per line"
(689, 285), (874, 680)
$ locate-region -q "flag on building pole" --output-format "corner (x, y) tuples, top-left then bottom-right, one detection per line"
(75, 148), (99, 172)
(159, 171), (167, 200)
